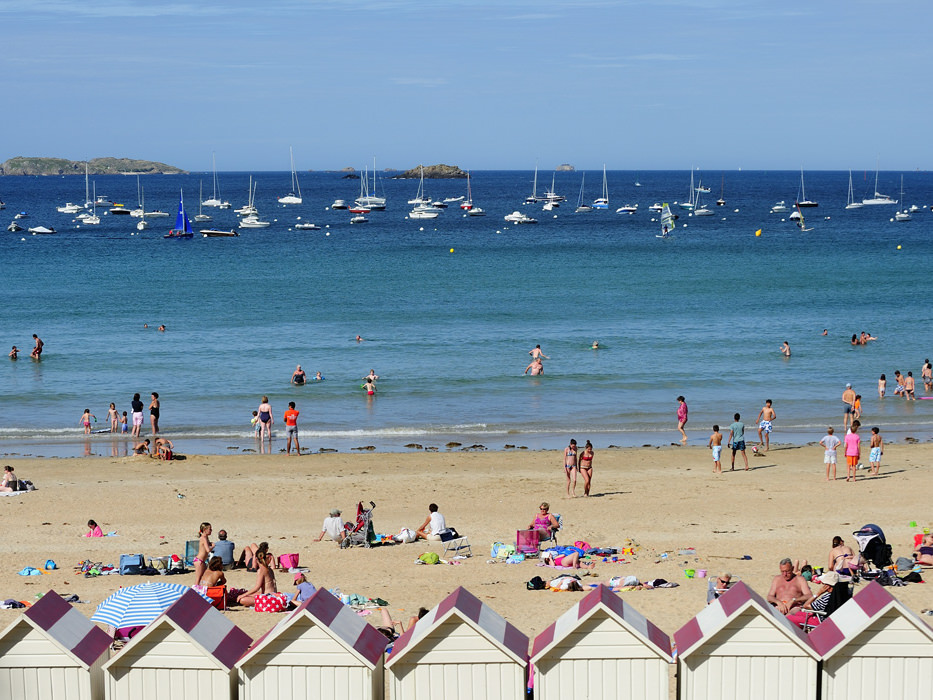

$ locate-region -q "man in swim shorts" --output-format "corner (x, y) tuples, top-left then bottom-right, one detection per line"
(524, 358), (544, 376)
(728, 413), (748, 471)
(31, 334), (43, 359)
(756, 399), (776, 453)
(283, 401), (300, 456)
(868, 427), (883, 475)
(842, 383), (856, 431)
(820, 426), (840, 481)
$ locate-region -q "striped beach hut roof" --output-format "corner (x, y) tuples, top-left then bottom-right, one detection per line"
(386, 586), (529, 667)
(531, 584), (671, 662)
(18, 589), (111, 668)
(109, 588), (252, 671)
(809, 580), (933, 658)
(240, 588), (388, 668)
(674, 581), (817, 660)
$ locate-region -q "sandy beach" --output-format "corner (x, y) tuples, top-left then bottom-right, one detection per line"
(0, 443), (929, 643)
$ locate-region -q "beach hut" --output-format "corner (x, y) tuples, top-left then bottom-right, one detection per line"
(674, 581), (819, 700)
(809, 581), (933, 699)
(530, 584), (672, 700)
(385, 586), (529, 700)
(102, 589), (251, 700)
(236, 588), (388, 699)
(0, 590), (111, 700)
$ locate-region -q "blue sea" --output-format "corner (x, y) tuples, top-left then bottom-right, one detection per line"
(2, 168), (932, 458)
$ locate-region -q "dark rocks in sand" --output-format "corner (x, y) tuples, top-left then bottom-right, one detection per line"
(905, 436), (918, 443)
(504, 444), (516, 449)
(352, 446), (376, 451)
(318, 447), (338, 453)
(517, 446), (528, 450)
(425, 446), (439, 452)
(404, 443), (424, 449)
(460, 444), (487, 451)
(445, 442), (462, 448)
(642, 444), (652, 448)
(241, 448), (256, 453)
(226, 446), (239, 450)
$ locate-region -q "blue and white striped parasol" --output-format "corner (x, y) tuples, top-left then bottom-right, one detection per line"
(91, 582), (210, 628)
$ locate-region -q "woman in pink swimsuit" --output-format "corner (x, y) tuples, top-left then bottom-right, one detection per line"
(529, 502), (559, 540)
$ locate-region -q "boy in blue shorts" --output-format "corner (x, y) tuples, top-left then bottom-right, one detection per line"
(728, 413), (748, 471)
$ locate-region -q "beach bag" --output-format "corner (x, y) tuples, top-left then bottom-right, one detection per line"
(396, 528), (417, 544)
(44, 560), (57, 571)
(254, 592), (287, 612)
(278, 553), (299, 569)
(19, 479), (35, 492)
(418, 552), (440, 565)
(527, 576), (546, 590)
(491, 542), (515, 558)
(119, 554), (145, 575)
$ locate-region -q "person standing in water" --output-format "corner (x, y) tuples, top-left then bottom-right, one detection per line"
(149, 392), (160, 435)
(528, 344), (549, 361)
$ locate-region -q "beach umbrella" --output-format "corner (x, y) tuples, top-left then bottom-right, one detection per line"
(91, 581), (210, 628)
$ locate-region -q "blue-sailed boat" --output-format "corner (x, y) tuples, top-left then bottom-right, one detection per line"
(164, 190), (193, 239)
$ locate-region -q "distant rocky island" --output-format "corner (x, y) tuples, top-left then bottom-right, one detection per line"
(555, 164), (575, 171)
(395, 164), (467, 179)
(0, 157), (187, 176)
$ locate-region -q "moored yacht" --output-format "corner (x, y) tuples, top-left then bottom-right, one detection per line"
(504, 210), (537, 224)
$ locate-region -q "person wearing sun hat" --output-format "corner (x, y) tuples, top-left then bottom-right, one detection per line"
(294, 572), (316, 602)
(786, 569), (840, 628)
(315, 508), (346, 543)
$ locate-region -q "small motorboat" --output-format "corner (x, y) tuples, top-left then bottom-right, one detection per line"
(615, 204), (638, 214)
(7, 221), (23, 232)
(331, 199), (348, 210)
(28, 226), (56, 235)
(350, 215), (368, 224)
(14, 212), (28, 219)
(467, 207), (486, 217)
(348, 205), (371, 214)
(771, 201), (789, 213)
(201, 229), (239, 237)
(504, 211), (537, 224)
(144, 210), (170, 218)
(294, 222), (320, 230)
(239, 216), (270, 228)
(57, 203), (82, 214)
(109, 204), (131, 215)
(648, 203), (663, 212)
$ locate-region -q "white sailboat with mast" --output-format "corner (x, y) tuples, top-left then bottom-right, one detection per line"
(593, 164), (609, 209)
(575, 173), (593, 213)
(135, 185), (148, 230)
(84, 183), (100, 225)
(277, 146), (303, 204)
(795, 167), (818, 207)
(861, 160), (897, 205)
(895, 176), (911, 221)
(845, 170), (863, 210)
(356, 157), (386, 210)
(195, 181), (212, 221)
(524, 161), (541, 204)
(202, 153), (230, 208)
(679, 170), (696, 211)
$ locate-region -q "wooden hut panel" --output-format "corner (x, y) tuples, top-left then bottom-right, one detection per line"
(403, 619), (514, 664)
(0, 663), (94, 700)
(547, 613), (661, 660)
(107, 665), (232, 700)
(699, 611), (805, 657)
(823, 655), (933, 699)
(393, 659), (522, 700)
(245, 618), (372, 666)
(0, 624), (89, 668)
(240, 663), (377, 700)
(683, 654), (812, 700)
(841, 611), (933, 657)
(536, 657), (667, 700)
(113, 626), (219, 670)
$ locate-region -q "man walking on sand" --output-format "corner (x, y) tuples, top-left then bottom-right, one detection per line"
(756, 399), (776, 453)
(842, 383), (857, 431)
(728, 413), (748, 471)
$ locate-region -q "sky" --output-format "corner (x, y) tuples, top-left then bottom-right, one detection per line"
(2, 0), (931, 172)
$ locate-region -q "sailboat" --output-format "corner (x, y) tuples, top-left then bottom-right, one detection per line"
(524, 162), (540, 204)
(135, 186), (148, 230)
(845, 170), (863, 210)
(593, 164), (609, 209)
(407, 165), (432, 205)
(795, 204), (813, 232)
(194, 181), (212, 221)
(575, 173), (593, 213)
(679, 171), (696, 211)
(164, 190), (194, 238)
(895, 176), (911, 222)
(202, 154), (230, 208)
(657, 203), (675, 239)
(356, 158), (386, 210)
(716, 176), (725, 206)
(131, 177), (145, 217)
(409, 166), (440, 217)
(84, 183), (100, 225)
(235, 176), (257, 216)
(460, 172), (474, 210)
(795, 168), (818, 207)
(239, 182), (270, 227)
(861, 161), (897, 205)
(543, 173), (565, 204)
(277, 146), (303, 204)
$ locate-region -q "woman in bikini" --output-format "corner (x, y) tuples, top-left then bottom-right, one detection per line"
(579, 441), (594, 497)
(563, 439), (578, 497)
(194, 522), (214, 585)
(827, 535), (860, 574)
(257, 396), (273, 442)
(237, 543), (277, 607)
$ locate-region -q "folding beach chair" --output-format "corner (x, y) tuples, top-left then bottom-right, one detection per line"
(341, 501), (376, 548)
(516, 529), (541, 558)
(183, 540), (199, 569)
(205, 585), (227, 611)
(443, 536), (472, 558)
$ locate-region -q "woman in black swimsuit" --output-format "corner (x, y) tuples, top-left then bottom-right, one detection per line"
(149, 392), (160, 435)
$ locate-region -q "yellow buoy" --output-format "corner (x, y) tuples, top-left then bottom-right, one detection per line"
(755, 229), (762, 237)
(897, 245), (902, 250)
(449, 248), (454, 253)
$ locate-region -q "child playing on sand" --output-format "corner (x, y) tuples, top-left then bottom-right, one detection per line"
(708, 425), (723, 474)
(820, 426), (840, 481)
(869, 427), (883, 476)
(79, 409), (97, 435)
(85, 520), (103, 538)
(133, 439), (150, 455)
(844, 421), (861, 482)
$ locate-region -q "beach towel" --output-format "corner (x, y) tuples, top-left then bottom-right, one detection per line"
(17, 567), (42, 576)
